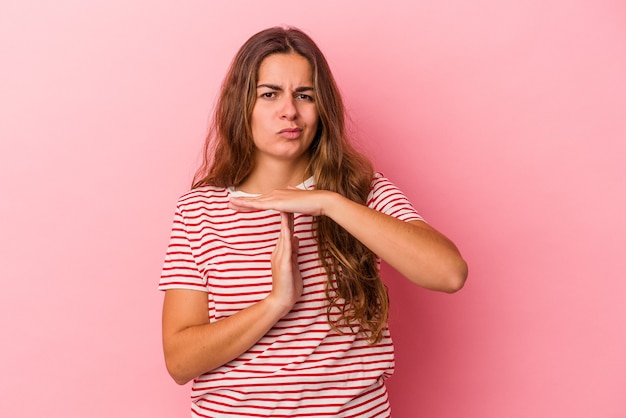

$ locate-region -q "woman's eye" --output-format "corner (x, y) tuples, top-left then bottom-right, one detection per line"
(261, 92), (276, 99)
(296, 94), (313, 101)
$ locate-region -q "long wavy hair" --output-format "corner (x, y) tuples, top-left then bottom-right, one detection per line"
(193, 26), (388, 344)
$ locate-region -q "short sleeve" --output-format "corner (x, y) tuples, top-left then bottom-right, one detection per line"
(367, 173), (424, 223)
(158, 205), (208, 292)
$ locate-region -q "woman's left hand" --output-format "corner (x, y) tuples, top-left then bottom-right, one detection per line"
(228, 189), (333, 216)
(231, 186), (467, 292)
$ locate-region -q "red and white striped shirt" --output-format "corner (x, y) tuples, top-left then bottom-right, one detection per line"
(159, 173), (422, 417)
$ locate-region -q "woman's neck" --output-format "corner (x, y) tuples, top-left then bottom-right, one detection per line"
(236, 158), (310, 194)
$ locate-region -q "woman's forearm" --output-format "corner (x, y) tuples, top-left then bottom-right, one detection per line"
(162, 291), (289, 385)
(322, 192), (468, 292)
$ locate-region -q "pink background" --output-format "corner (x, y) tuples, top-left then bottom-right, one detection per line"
(1, 1), (625, 417)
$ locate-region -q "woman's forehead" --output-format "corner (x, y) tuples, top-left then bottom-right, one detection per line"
(257, 53), (313, 85)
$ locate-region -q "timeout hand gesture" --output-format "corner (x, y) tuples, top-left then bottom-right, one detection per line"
(228, 189), (332, 217)
(268, 211), (303, 316)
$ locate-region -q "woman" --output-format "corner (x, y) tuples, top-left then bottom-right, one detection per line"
(160, 26), (467, 417)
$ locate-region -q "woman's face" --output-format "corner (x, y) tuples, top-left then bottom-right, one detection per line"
(250, 53), (319, 167)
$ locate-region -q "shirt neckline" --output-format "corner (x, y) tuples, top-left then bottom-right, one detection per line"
(227, 176), (315, 197)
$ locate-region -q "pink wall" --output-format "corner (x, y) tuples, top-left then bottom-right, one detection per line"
(1, 1), (625, 417)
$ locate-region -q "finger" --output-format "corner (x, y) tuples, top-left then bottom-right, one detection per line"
(286, 212), (294, 234)
(230, 196), (283, 212)
(273, 214), (292, 279)
(229, 197), (278, 212)
(291, 236), (300, 264)
(228, 198), (260, 211)
(280, 212), (292, 252)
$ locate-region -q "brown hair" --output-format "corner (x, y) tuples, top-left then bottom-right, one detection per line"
(193, 26), (388, 344)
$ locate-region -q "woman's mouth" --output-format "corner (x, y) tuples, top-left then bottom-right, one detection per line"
(278, 128), (303, 139)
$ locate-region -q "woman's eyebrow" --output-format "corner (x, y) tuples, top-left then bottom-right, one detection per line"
(257, 83), (282, 90)
(257, 84), (314, 92)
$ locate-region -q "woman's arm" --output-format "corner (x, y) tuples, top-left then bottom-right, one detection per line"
(162, 212), (302, 384)
(229, 190), (467, 292)
(324, 194), (467, 292)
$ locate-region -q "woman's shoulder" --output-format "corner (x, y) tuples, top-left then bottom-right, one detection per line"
(176, 185), (230, 209)
(370, 171), (392, 188)
(367, 171), (411, 202)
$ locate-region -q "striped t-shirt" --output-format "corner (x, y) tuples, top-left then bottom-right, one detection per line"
(159, 173), (422, 417)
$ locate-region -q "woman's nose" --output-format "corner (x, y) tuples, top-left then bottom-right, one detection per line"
(280, 97), (297, 119)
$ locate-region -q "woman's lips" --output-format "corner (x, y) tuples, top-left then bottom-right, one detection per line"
(278, 128), (303, 139)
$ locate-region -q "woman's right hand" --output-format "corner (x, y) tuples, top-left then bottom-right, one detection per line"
(268, 212), (302, 316)
(162, 211), (304, 384)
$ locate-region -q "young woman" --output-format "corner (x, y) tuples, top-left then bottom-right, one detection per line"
(159, 26), (467, 417)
